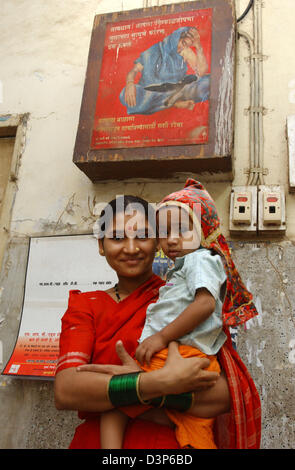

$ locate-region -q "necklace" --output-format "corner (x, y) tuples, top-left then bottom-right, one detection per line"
(114, 283), (121, 302)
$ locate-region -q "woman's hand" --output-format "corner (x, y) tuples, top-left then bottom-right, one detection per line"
(160, 341), (219, 394)
(124, 62), (143, 107)
(179, 27), (208, 76)
(125, 82), (136, 107)
(187, 27), (202, 49)
(137, 341), (220, 404)
(76, 340), (141, 375)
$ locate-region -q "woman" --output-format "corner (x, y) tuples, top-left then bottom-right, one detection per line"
(119, 27), (210, 115)
(54, 192), (261, 449)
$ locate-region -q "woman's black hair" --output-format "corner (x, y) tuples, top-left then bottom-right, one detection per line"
(97, 195), (157, 240)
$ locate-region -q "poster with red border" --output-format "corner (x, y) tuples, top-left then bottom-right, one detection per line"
(91, 8), (212, 149)
(1, 235), (118, 379)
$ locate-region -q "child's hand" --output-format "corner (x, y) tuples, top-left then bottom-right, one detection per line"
(135, 333), (168, 366)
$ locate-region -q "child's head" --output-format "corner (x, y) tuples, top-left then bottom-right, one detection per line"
(157, 203), (201, 260)
(157, 179), (219, 260)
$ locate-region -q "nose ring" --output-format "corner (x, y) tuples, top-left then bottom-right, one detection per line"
(135, 247), (140, 252)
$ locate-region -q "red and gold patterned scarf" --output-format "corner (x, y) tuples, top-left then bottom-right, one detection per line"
(159, 178), (258, 327)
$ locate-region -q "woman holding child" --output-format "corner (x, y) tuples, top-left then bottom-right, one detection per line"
(54, 179), (261, 449)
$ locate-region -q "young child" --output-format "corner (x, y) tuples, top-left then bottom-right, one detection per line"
(100, 179), (258, 449)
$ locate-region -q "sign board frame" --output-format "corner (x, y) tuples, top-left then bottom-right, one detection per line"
(73, 0), (236, 181)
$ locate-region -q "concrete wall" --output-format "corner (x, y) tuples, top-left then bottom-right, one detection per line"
(0, 0), (294, 448)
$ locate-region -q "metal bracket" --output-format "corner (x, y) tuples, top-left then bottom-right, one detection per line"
(245, 53), (268, 62)
(244, 168), (269, 175)
(244, 106), (268, 115)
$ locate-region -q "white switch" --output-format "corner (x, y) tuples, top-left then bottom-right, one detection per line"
(263, 191), (282, 225)
(230, 186), (257, 234)
(232, 191), (252, 224)
(258, 185), (286, 234)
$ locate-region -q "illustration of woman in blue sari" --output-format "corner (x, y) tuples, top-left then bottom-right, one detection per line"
(119, 27), (210, 115)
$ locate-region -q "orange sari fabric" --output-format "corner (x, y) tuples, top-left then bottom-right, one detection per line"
(56, 275), (261, 449)
(123, 346), (221, 449)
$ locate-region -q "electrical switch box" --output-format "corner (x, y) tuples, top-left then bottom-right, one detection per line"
(258, 185), (286, 234)
(262, 191), (282, 225)
(230, 186), (257, 234)
(232, 191), (252, 224)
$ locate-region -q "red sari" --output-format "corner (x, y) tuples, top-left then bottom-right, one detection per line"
(56, 274), (261, 449)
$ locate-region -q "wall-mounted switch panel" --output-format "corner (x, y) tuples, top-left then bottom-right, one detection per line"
(258, 185), (286, 234)
(233, 190), (252, 224)
(262, 190), (282, 225)
(230, 186), (257, 233)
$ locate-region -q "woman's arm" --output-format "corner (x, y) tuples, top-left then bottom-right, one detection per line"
(55, 340), (143, 411)
(139, 370), (230, 426)
(124, 62), (143, 107)
(55, 341), (230, 418)
(54, 367), (111, 412)
(54, 358), (169, 412)
(55, 341), (218, 411)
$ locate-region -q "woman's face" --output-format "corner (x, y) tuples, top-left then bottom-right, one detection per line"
(99, 211), (158, 280)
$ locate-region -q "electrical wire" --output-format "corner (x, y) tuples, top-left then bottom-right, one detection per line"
(237, 0), (254, 23)
(238, 31), (255, 185)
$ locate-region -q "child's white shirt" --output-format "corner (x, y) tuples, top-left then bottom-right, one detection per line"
(139, 248), (227, 355)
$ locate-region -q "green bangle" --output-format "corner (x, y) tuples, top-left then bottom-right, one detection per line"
(163, 392), (194, 412)
(107, 372), (193, 411)
(136, 373), (152, 405)
(150, 396), (166, 407)
(136, 373), (165, 406)
(108, 372), (142, 407)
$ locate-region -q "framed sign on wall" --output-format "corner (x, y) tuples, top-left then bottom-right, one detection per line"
(73, 0), (236, 181)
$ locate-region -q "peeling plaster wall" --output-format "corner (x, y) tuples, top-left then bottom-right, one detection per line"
(0, 0), (295, 449)
(232, 242), (295, 449)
